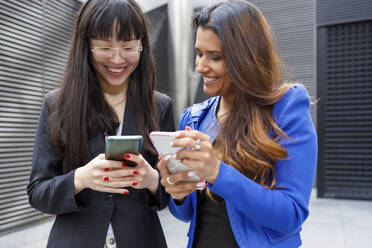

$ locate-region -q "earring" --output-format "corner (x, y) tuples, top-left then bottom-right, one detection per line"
(139, 46), (143, 52)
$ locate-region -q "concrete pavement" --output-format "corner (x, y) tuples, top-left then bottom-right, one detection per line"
(3, 189), (372, 248)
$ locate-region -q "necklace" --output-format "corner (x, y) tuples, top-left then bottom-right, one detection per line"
(104, 92), (126, 107)
(111, 96), (126, 106)
(216, 110), (230, 119)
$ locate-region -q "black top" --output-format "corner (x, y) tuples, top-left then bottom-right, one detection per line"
(27, 89), (175, 248)
(193, 190), (239, 248)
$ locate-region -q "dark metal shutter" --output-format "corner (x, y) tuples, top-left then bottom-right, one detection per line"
(317, 20), (372, 200)
(317, 0), (372, 27)
(0, 0), (80, 233)
(145, 4), (172, 95)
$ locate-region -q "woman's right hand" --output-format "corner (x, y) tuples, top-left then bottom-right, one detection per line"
(74, 154), (136, 195)
(157, 155), (205, 201)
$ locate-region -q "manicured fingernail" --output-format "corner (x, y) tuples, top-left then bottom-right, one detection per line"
(170, 141), (174, 147)
(122, 163), (127, 167)
(196, 182), (205, 188)
(133, 170), (139, 175)
(104, 168), (110, 172)
(103, 176), (109, 181)
(124, 154), (130, 159)
(188, 171), (196, 177)
(132, 181), (138, 186)
(123, 191), (129, 195)
(158, 155), (162, 161)
(186, 126), (192, 131)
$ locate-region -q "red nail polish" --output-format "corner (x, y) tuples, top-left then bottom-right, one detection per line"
(122, 163), (127, 167)
(158, 155), (162, 161)
(124, 154), (130, 159)
(104, 168), (110, 172)
(133, 170), (139, 175)
(132, 181), (138, 186)
(186, 126), (192, 131)
(103, 176), (109, 181)
(123, 191), (129, 195)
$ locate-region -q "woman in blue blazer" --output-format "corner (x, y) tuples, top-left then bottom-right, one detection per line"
(157, 1), (317, 247)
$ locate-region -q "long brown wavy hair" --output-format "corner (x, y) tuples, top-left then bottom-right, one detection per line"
(50, 0), (158, 171)
(193, 0), (292, 190)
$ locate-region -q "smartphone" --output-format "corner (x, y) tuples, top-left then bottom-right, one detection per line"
(150, 131), (201, 182)
(105, 135), (142, 167)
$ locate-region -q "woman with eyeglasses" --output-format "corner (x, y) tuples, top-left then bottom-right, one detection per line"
(157, 1), (317, 247)
(27, 0), (174, 247)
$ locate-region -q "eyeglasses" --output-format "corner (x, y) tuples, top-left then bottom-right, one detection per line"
(91, 44), (142, 61)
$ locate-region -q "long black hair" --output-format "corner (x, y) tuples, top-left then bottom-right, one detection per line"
(50, 0), (158, 171)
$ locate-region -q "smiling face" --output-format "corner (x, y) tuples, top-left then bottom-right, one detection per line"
(195, 27), (233, 99)
(90, 36), (141, 92)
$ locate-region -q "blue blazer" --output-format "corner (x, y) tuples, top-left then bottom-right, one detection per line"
(169, 84), (317, 248)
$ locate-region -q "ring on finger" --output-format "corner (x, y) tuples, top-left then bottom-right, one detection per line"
(166, 176), (174, 185)
(194, 139), (201, 151)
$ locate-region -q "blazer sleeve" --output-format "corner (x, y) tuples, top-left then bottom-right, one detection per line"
(27, 92), (84, 215)
(208, 84), (317, 234)
(146, 93), (176, 210)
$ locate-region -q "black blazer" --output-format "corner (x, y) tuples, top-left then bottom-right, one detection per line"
(27, 90), (175, 248)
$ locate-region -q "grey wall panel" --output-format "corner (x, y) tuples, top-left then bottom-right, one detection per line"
(245, 0), (317, 124)
(137, 0), (168, 12)
(317, 0), (372, 27)
(145, 5), (172, 95)
(0, 0), (81, 233)
(43, 1), (77, 90)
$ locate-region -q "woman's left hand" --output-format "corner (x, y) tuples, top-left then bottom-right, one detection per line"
(172, 130), (220, 184)
(120, 153), (159, 194)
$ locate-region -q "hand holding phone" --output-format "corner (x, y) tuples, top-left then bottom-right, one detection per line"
(150, 131), (201, 182)
(105, 135), (142, 167)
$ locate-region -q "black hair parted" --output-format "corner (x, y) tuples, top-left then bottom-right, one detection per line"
(81, 0), (146, 41)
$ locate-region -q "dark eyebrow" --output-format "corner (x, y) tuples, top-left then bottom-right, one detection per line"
(195, 47), (222, 54)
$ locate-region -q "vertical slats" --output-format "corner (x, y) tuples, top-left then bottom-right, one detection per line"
(0, 0), (81, 233)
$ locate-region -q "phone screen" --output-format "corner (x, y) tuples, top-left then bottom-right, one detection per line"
(105, 135), (142, 166)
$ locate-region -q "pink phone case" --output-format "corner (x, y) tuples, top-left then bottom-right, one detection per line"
(150, 131), (201, 182)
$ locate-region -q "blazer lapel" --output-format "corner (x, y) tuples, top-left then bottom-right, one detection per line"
(121, 90), (139, 135)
